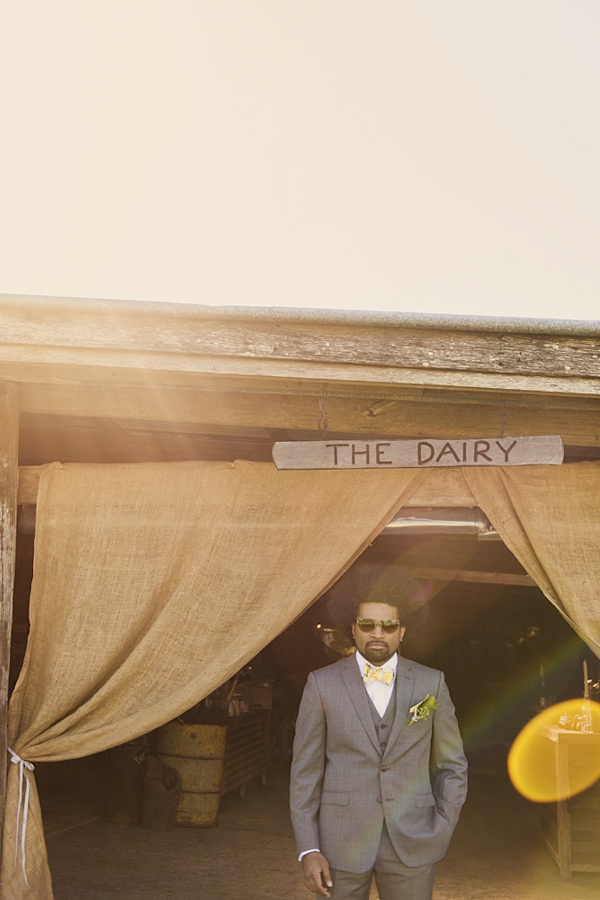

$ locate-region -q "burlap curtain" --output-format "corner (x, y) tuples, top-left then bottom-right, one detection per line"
(4, 459), (600, 898)
(1, 460), (427, 899)
(463, 462), (600, 658)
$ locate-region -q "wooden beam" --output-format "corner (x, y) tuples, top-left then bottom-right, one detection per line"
(4, 361), (600, 407)
(17, 382), (600, 447)
(0, 384), (19, 854)
(404, 566), (535, 587)
(0, 300), (599, 396)
(0, 303), (599, 381)
(17, 428), (274, 466)
(0, 348), (598, 396)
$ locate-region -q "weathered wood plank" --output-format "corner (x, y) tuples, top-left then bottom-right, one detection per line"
(17, 383), (600, 446)
(0, 346), (599, 396)
(402, 567), (535, 587)
(18, 427), (274, 466)
(0, 306), (599, 380)
(0, 384), (19, 856)
(4, 359), (600, 410)
(272, 436), (564, 470)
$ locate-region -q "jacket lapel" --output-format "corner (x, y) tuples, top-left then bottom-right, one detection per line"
(341, 654), (381, 753)
(383, 657), (415, 758)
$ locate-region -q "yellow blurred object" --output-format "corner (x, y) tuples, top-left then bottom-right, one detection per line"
(508, 698), (600, 802)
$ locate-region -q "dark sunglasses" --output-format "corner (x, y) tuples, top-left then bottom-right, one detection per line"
(355, 618), (401, 634)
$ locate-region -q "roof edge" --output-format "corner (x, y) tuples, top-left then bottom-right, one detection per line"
(1, 293), (598, 337)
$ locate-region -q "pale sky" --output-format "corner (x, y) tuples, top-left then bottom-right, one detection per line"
(1, 2), (599, 321)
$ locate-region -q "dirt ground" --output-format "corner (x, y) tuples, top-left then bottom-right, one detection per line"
(37, 750), (600, 900)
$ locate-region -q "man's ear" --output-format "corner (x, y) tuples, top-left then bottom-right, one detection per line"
(399, 626), (407, 642)
(350, 623), (356, 641)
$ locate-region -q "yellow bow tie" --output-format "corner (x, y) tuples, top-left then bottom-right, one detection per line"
(364, 664), (394, 686)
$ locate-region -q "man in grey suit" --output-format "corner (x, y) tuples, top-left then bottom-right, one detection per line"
(290, 599), (467, 899)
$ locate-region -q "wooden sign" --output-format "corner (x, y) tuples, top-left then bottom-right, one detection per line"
(272, 435), (564, 470)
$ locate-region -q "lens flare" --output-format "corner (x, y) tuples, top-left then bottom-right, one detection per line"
(508, 699), (600, 802)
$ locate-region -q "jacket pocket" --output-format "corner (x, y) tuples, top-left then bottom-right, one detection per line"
(415, 793), (435, 808)
(321, 791), (349, 806)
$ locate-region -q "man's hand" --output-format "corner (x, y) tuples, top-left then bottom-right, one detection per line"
(301, 851), (333, 897)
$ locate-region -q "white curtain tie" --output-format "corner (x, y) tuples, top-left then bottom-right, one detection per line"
(1, 747), (35, 889)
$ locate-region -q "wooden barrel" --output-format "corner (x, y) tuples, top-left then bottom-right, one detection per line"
(157, 721), (227, 827)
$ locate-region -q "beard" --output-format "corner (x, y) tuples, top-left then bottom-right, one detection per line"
(363, 642), (395, 664)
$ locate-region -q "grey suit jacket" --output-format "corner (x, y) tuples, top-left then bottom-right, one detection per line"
(290, 654), (468, 873)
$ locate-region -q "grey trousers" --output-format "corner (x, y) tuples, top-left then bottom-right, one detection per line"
(327, 824), (435, 900)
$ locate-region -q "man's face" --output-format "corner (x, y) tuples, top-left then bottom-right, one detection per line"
(351, 601), (406, 665)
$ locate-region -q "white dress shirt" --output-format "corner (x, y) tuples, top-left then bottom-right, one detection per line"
(355, 649), (398, 717)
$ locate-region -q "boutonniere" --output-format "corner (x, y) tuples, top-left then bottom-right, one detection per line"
(407, 694), (438, 726)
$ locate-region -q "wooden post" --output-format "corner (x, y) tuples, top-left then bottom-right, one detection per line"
(556, 737), (572, 879)
(0, 383), (19, 858)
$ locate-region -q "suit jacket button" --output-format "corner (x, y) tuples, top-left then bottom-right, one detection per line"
(377, 797), (382, 803)
(381, 765), (389, 772)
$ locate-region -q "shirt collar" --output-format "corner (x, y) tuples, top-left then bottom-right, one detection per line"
(355, 649), (398, 676)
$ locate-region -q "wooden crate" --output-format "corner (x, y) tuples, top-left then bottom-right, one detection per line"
(237, 682), (273, 710)
(156, 712), (272, 824)
(222, 710), (271, 797)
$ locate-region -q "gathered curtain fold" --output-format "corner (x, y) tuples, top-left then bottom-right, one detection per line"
(1, 460), (427, 900)
(463, 461), (600, 657)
